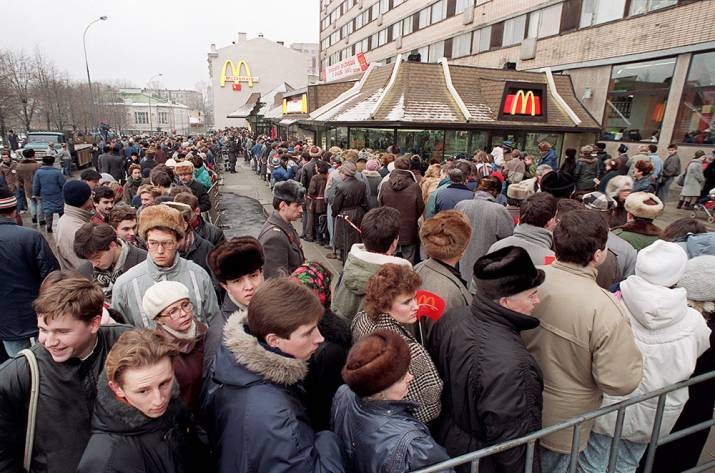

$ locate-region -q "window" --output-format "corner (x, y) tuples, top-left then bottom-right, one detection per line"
(602, 58), (676, 142)
(472, 26), (491, 52)
(380, 0), (389, 14)
(402, 16), (413, 35)
(431, 0), (446, 23)
(629, 0), (677, 15)
(331, 8), (340, 23)
(355, 13), (364, 29)
(349, 128), (394, 150)
(135, 111), (148, 125)
(528, 4), (562, 38)
(455, 0), (472, 15)
(321, 38), (329, 50)
(158, 111), (169, 125)
(444, 130), (469, 157)
(674, 51), (715, 145)
(428, 41), (445, 62)
(398, 129), (445, 161)
(452, 32), (471, 58)
(370, 33), (379, 50)
(580, 0), (626, 28)
(371, 3), (380, 20)
(502, 15), (526, 46)
(391, 22), (402, 40)
(393, 0), (404, 6)
(418, 7), (431, 29)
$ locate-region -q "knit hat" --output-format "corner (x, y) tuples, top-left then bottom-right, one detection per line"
(474, 246), (545, 299)
(0, 190), (17, 210)
(540, 171), (575, 198)
(341, 329), (411, 397)
(142, 281), (190, 320)
(582, 192), (616, 212)
(420, 210), (472, 260)
(273, 180), (305, 204)
(678, 255), (715, 302)
(635, 240), (687, 287)
(358, 150), (370, 162)
(165, 158), (177, 168)
(291, 262), (333, 309)
(138, 204), (185, 240)
(625, 192), (663, 220)
(62, 180), (92, 207)
(340, 161), (357, 177)
(208, 236), (264, 283)
(366, 159), (379, 172)
(506, 182), (531, 200)
(309, 146), (322, 158)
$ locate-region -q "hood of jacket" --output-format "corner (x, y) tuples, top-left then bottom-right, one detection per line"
(512, 223), (553, 249)
(620, 275), (689, 331)
(62, 204), (93, 222)
(91, 371), (181, 435)
(387, 169), (415, 192)
(214, 311), (307, 387)
(342, 244), (411, 296)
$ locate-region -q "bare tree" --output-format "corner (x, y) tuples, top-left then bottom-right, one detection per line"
(0, 50), (38, 131)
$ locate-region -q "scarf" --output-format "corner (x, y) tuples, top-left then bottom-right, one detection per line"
(290, 262), (332, 308)
(177, 230), (195, 254)
(160, 319), (197, 341)
(93, 242), (129, 302)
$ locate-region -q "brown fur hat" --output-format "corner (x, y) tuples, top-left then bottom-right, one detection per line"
(419, 210), (472, 260)
(208, 236), (264, 283)
(138, 204), (185, 241)
(625, 192), (663, 220)
(342, 329), (411, 397)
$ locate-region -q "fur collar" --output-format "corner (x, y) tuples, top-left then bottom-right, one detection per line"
(222, 311), (307, 385)
(617, 219), (662, 237)
(348, 244), (413, 267)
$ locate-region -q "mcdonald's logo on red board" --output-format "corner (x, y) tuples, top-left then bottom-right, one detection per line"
(499, 83), (547, 121)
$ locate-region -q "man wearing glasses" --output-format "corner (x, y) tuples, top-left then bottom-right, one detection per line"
(112, 204), (219, 328)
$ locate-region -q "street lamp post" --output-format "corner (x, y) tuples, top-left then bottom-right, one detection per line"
(147, 73), (163, 135)
(83, 15), (108, 133)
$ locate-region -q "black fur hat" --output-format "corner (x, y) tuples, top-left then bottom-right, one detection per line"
(473, 246), (545, 300)
(208, 236), (264, 283)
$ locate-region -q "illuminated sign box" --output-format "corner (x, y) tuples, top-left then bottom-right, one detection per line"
(283, 94), (308, 114)
(498, 82), (548, 122)
(220, 60), (260, 91)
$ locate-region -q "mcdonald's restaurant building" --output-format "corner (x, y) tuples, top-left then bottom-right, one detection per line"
(270, 58), (600, 161)
(207, 34), (316, 129)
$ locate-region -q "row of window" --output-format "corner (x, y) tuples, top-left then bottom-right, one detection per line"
(133, 111), (169, 125)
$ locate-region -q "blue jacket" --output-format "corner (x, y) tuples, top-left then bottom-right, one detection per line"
(435, 183), (474, 213)
(271, 165), (294, 183)
(32, 165), (65, 214)
(537, 149), (558, 170)
(0, 217), (59, 339)
(331, 385), (452, 473)
(201, 313), (345, 473)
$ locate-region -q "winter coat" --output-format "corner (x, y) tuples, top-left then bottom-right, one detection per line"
(333, 176), (369, 253)
(662, 153), (681, 178)
(31, 165), (65, 214)
(331, 385), (452, 473)
(301, 159), (319, 190)
(76, 374), (205, 473)
(361, 170), (382, 209)
(187, 179), (212, 212)
(488, 223), (554, 267)
(593, 276), (710, 442)
(0, 325), (129, 473)
(0, 160), (17, 192)
(271, 165), (293, 183)
(194, 166), (212, 189)
(379, 170), (424, 246)
(180, 231), (214, 277)
(414, 258), (471, 340)
(424, 178), (450, 219)
(77, 240), (147, 302)
(700, 160), (715, 197)
(677, 232), (715, 258)
(123, 176), (143, 204)
(331, 244), (412, 322)
(0, 217), (59, 339)
(504, 158), (526, 183)
(455, 192), (515, 289)
(612, 219), (662, 252)
(257, 211), (305, 278)
(521, 261), (643, 454)
(681, 158), (705, 197)
(434, 183), (474, 213)
(55, 204), (92, 270)
(537, 149), (558, 170)
(352, 312), (443, 423)
(428, 295), (543, 473)
(201, 312), (346, 473)
(100, 153), (125, 182)
(195, 216), (225, 246)
(308, 172), (328, 214)
(633, 174), (656, 193)
(15, 158), (40, 197)
(204, 295), (243, 379)
(112, 254), (219, 328)
(140, 157), (157, 175)
(573, 156), (599, 191)
(608, 232), (637, 279)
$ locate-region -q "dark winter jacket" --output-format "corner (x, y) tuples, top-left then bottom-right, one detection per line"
(203, 296), (243, 379)
(258, 211), (305, 278)
(32, 165), (65, 214)
(0, 325), (129, 473)
(434, 183), (474, 213)
(100, 153), (125, 182)
(180, 231), (214, 277)
(0, 217), (59, 340)
(187, 179), (212, 212)
(201, 312), (346, 473)
(156, 322), (207, 414)
(76, 373), (205, 473)
(308, 172), (328, 214)
(333, 176), (369, 253)
(196, 216), (225, 246)
(140, 157), (157, 176)
(331, 385), (452, 473)
(573, 156), (599, 191)
(428, 294), (543, 473)
(379, 170), (425, 246)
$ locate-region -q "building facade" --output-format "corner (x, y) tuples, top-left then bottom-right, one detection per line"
(116, 89), (190, 135)
(207, 34), (318, 129)
(319, 0), (715, 158)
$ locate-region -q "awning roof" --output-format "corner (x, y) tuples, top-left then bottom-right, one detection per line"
(226, 92), (261, 118)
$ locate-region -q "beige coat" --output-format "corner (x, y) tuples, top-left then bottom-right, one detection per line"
(414, 257), (471, 339)
(55, 205), (92, 270)
(521, 261), (643, 454)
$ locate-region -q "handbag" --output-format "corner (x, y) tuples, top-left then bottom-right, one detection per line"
(18, 349), (40, 472)
(676, 172), (686, 187)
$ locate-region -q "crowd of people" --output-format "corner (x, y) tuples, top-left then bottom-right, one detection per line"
(0, 128), (713, 473)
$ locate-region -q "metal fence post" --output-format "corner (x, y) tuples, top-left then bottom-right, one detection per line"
(643, 394), (667, 473)
(525, 440), (536, 473)
(567, 424), (582, 473)
(606, 406), (627, 473)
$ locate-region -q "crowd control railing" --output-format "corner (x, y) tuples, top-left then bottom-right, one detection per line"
(413, 370), (715, 473)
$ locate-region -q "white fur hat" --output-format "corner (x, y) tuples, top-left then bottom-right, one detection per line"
(635, 240), (688, 287)
(142, 281), (190, 320)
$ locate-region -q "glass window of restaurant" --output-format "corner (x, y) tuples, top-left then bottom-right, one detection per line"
(444, 130), (469, 157)
(673, 51), (715, 145)
(468, 131), (488, 155)
(601, 58), (675, 142)
(524, 132), (563, 159)
(490, 132), (526, 153)
(349, 128), (395, 150)
(398, 129), (444, 162)
(327, 127), (349, 149)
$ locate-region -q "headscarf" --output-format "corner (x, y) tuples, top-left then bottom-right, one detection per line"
(290, 262), (333, 309)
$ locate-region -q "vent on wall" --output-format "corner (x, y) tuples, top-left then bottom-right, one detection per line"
(520, 37), (537, 61)
(463, 6), (474, 24)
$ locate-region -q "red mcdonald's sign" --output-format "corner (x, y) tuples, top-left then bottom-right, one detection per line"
(503, 89), (543, 116)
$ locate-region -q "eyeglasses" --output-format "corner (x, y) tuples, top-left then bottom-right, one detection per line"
(147, 239), (177, 249)
(159, 300), (193, 319)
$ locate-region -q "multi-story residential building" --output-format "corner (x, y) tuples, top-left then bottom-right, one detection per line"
(319, 0), (715, 156)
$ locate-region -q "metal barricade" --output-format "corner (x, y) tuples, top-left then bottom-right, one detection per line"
(413, 370), (715, 473)
(206, 182), (222, 227)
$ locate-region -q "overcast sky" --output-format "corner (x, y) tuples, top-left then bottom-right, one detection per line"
(2, 0), (319, 90)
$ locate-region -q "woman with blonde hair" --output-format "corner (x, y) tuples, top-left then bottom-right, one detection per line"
(420, 163), (442, 203)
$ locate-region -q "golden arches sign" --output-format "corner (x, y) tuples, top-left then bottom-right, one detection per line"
(219, 60), (258, 88)
(510, 90), (537, 116)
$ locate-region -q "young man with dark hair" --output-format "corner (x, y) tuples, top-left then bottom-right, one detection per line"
(522, 210), (643, 472)
(75, 223), (147, 302)
(90, 186), (115, 225)
(202, 278), (345, 472)
(108, 206), (141, 248)
(80, 169), (102, 191)
(0, 276), (128, 473)
(488, 192), (557, 266)
(657, 143), (681, 203)
(331, 206), (411, 321)
(175, 161), (211, 212)
(174, 191), (225, 245)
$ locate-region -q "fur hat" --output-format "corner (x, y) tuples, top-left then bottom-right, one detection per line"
(328, 146), (342, 155)
(208, 236), (264, 283)
(342, 329), (411, 397)
(273, 180), (305, 204)
(142, 281), (190, 320)
(343, 149), (359, 162)
(635, 240), (688, 287)
(161, 201), (192, 221)
(340, 161), (357, 177)
(420, 210), (472, 260)
(474, 246), (545, 299)
(506, 182), (531, 200)
(174, 161), (194, 173)
(678, 255), (715, 303)
(138, 204), (185, 241)
(625, 192), (663, 220)
(540, 171), (575, 198)
(309, 146), (322, 158)
(62, 180), (92, 207)
(165, 158), (177, 168)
